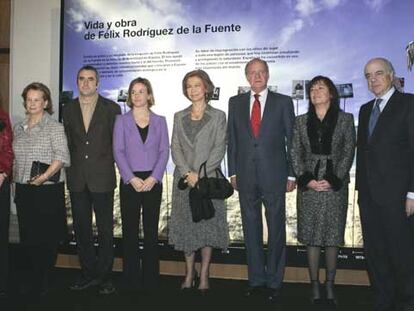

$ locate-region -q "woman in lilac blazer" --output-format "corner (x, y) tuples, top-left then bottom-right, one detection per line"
(113, 77), (169, 292)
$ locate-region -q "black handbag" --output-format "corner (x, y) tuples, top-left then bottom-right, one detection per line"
(197, 161), (234, 199)
(189, 187), (215, 223)
(30, 161), (61, 183)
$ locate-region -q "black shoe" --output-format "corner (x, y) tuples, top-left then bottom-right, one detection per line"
(310, 280), (322, 304)
(70, 277), (99, 291)
(0, 291), (7, 299)
(267, 289), (280, 304)
(99, 281), (116, 295)
(198, 288), (210, 296)
(243, 286), (263, 298)
(180, 272), (198, 292)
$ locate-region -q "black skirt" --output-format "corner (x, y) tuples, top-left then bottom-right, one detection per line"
(15, 183), (67, 246)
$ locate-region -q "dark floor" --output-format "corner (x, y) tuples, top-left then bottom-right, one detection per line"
(0, 244), (374, 310)
(0, 266), (373, 311)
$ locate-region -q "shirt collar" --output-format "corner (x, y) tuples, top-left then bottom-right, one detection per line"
(376, 87), (395, 108)
(251, 88), (268, 100)
(21, 113), (50, 131)
(79, 93), (99, 106)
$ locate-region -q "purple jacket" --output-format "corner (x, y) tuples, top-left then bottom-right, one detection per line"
(113, 110), (169, 183)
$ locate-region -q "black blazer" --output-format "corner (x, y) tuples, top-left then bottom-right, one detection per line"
(356, 90), (414, 205)
(63, 95), (121, 192)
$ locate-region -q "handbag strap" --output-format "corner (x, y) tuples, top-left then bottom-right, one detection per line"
(198, 161), (208, 178)
(199, 161), (227, 179)
(214, 167), (226, 179)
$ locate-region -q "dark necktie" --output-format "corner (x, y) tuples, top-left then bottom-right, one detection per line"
(251, 94), (261, 138)
(368, 98), (382, 138)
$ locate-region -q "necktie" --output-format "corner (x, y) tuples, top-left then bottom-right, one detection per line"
(368, 98), (382, 138)
(251, 94), (261, 138)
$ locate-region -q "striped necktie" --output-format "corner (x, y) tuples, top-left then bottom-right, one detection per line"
(368, 98), (382, 138)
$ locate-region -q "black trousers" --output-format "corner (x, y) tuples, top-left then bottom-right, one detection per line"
(120, 172), (162, 289)
(15, 183), (66, 293)
(359, 191), (414, 311)
(0, 179), (10, 292)
(70, 188), (114, 282)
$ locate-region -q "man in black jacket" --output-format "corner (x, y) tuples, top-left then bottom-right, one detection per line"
(356, 57), (414, 311)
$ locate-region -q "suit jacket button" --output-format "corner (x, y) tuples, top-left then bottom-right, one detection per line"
(85, 155), (89, 159)
(85, 141), (89, 145)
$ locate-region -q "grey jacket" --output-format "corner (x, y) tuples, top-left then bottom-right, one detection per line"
(171, 105), (226, 177)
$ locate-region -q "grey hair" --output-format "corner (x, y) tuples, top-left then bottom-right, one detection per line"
(244, 58), (269, 76)
(365, 57), (395, 78)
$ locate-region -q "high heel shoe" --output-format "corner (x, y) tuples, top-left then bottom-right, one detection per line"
(180, 272), (198, 291)
(197, 274), (210, 296)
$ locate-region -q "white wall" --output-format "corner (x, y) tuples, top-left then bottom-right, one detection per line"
(10, 0), (61, 123)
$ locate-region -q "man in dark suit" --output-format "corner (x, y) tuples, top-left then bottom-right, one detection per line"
(227, 58), (295, 302)
(356, 57), (414, 311)
(63, 65), (121, 294)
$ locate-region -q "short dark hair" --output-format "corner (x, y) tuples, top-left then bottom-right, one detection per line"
(245, 58), (269, 76)
(182, 70), (215, 102)
(21, 82), (53, 114)
(307, 75), (340, 112)
(126, 77), (155, 108)
(77, 65), (100, 83)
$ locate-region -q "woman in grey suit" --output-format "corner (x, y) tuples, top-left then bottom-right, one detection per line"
(169, 70), (228, 294)
(290, 76), (355, 305)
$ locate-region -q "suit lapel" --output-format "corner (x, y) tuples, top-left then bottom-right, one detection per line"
(72, 100), (87, 135)
(146, 111), (155, 145)
(242, 92), (253, 138)
(125, 110), (136, 131)
(180, 105), (214, 146)
(179, 106), (193, 146)
(259, 91), (275, 138)
(125, 110), (142, 145)
(360, 99), (374, 144)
